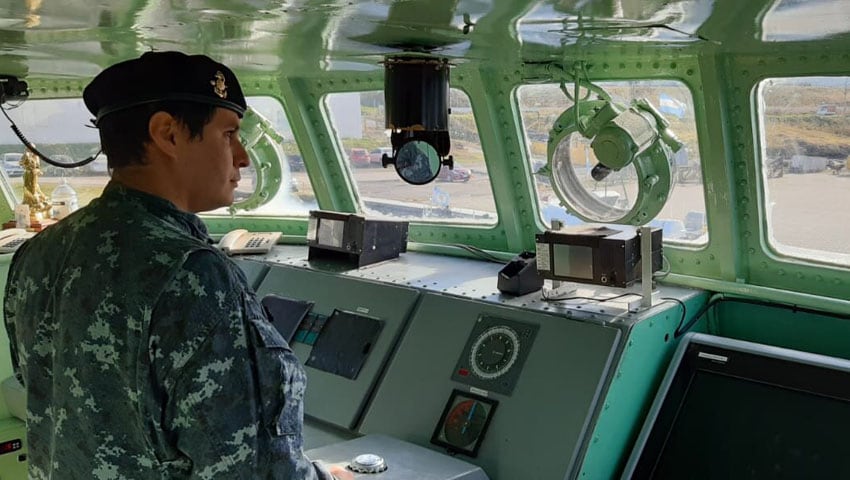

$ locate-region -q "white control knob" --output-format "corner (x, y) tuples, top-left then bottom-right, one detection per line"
(348, 453), (388, 474)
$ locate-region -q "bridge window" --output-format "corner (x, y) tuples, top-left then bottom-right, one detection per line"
(759, 77), (850, 265)
(0, 97), (311, 217)
(517, 81), (707, 245)
(762, 0), (850, 41)
(0, 98), (104, 210)
(205, 96), (314, 217)
(325, 90), (497, 225)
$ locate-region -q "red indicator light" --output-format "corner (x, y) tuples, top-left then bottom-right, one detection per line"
(458, 368), (469, 377)
(0, 439), (21, 454)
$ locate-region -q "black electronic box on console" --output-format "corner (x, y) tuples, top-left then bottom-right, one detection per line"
(535, 224), (662, 287)
(307, 210), (409, 267)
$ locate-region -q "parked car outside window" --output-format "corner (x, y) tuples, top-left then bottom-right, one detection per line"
(436, 163), (471, 182)
(287, 154), (305, 172)
(369, 147), (392, 166)
(349, 148), (370, 168)
(2, 153), (23, 177)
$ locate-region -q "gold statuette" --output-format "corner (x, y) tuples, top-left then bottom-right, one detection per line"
(21, 148), (51, 221)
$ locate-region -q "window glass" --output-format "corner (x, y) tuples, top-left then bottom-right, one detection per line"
(325, 90), (497, 225)
(0, 98), (104, 209)
(517, 81), (707, 244)
(206, 96), (315, 217)
(762, 0), (850, 41)
(0, 97), (311, 217)
(759, 77), (850, 264)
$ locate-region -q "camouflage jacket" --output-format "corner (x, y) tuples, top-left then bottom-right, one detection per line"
(4, 182), (334, 479)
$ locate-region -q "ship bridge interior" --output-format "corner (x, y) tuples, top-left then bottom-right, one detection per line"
(1, 1), (850, 478)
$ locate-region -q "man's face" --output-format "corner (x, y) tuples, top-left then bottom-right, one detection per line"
(174, 108), (249, 212)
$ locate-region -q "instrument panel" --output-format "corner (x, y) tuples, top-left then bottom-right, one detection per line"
(451, 316), (539, 396)
(431, 390), (498, 457)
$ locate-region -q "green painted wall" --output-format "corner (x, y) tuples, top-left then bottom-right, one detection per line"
(710, 298), (850, 360)
(580, 292), (850, 479)
(578, 291), (710, 479)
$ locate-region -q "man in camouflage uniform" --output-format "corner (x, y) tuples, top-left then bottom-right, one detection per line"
(3, 51), (352, 479)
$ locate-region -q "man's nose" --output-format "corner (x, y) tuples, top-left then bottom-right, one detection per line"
(234, 139), (249, 167)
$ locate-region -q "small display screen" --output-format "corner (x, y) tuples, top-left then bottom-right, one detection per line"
(317, 218), (345, 248)
(552, 244), (593, 280)
(261, 294), (314, 345)
(431, 389), (498, 458)
(0, 439), (21, 454)
(305, 310), (383, 380)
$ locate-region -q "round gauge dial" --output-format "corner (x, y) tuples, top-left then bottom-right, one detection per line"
(469, 326), (520, 380)
(443, 399), (488, 448)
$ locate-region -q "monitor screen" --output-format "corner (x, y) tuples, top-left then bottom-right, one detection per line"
(305, 310), (383, 380)
(623, 333), (850, 479)
(552, 243), (593, 280)
(317, 218), (345, 248)
(261, 294), (314, 345)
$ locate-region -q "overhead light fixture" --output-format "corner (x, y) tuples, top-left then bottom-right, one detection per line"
(381, 55), (454, 185)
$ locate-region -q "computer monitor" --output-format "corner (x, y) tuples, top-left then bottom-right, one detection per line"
(622, 333), (850, 479)
(261, 294), (314, 345)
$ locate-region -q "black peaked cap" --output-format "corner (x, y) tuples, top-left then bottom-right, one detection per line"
(83, 51), (246, 124)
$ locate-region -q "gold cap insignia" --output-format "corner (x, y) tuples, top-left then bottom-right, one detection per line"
(210, 71), (227, 99)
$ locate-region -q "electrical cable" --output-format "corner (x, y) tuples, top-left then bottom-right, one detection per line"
(653, 253), (671, 279)
(659, 297), (688, 337)
(413, 241), (507, 264)
(0, 97), (99, 169)
(448, 243), (505, 263)
(656, 294), (850, 340)
(542, 290), (641, 303)
(670, 295), (716, 338)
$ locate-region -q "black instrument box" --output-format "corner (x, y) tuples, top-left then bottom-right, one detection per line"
(535, 225), (662, 287)
(307, 210), (408, 267)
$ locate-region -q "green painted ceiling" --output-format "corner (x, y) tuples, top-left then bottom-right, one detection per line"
(0, 0), (845, 80)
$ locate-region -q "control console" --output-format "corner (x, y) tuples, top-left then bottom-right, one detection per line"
(306, 434), (488, 479)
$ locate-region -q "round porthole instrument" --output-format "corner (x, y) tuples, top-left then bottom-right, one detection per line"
(469, 326), (520, 380)
(394, 140), (442, 185)
(443, 398), (490, 447)
(381, 55), (455, 185)
(431, 389), (499, 457)
(451, 316), (539, 396)
(542, 94), (683, 225)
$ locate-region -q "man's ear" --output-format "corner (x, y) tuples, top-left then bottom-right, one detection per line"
(147, 111), (181, 160)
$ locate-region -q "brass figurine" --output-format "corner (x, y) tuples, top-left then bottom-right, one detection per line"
(21, 148), (51, 221)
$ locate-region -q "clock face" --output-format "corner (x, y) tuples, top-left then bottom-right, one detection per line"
(451, 317), (539, 397)
(469, 326), (520, 380)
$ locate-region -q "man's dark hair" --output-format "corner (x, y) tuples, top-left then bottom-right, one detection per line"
(98, 101), (217, 169)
